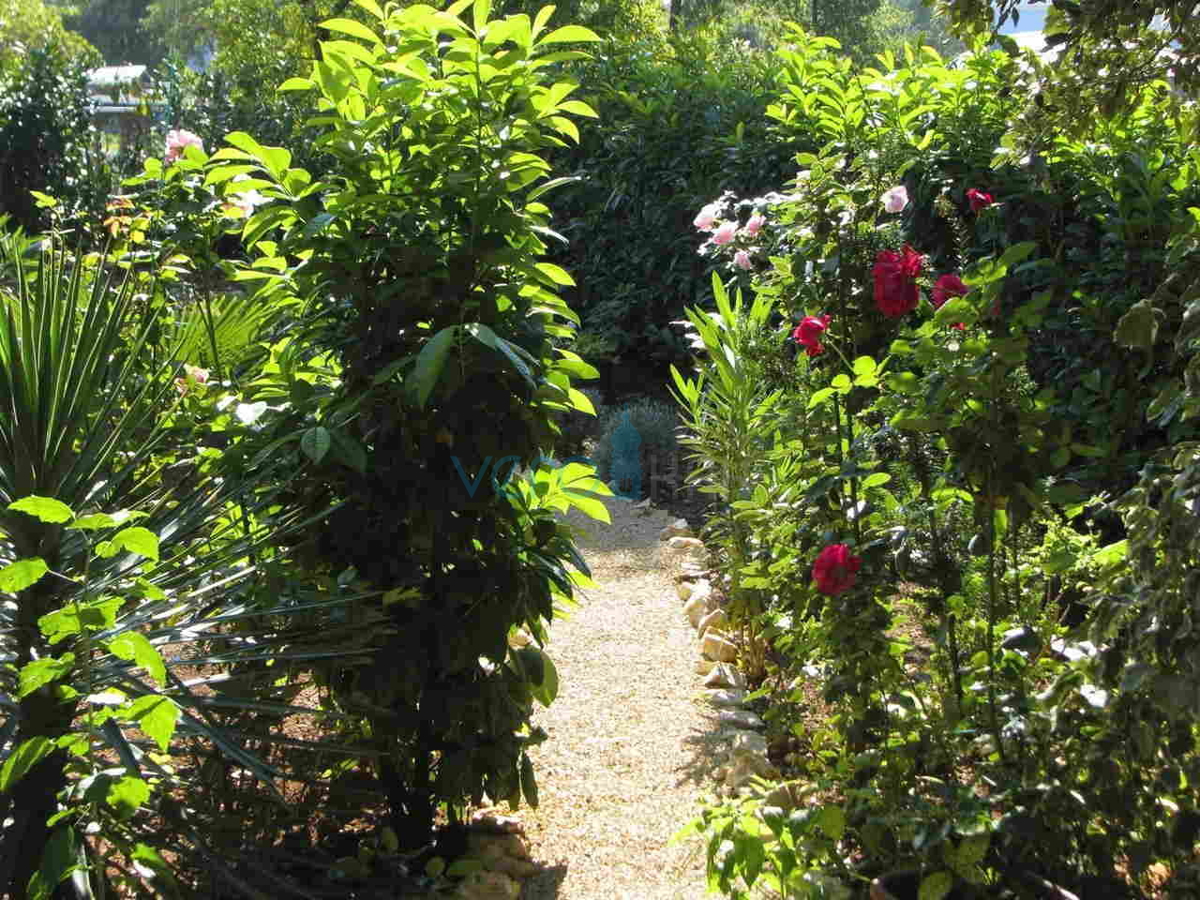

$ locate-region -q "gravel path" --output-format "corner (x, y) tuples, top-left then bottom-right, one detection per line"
(518, 500), (717, 900)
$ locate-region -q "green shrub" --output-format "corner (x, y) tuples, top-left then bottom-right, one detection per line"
(545, 29), (797, 364)
(192, 0), (610, 851)
(0, 44), (113, 231)
(679, 26), (1200, 898)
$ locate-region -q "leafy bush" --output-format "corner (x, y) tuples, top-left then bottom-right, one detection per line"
(0, 45), (113, 232)
(187, 0), (610, 851)
(676, 26), (1200, 899)
(545, 29), (797, 363)
(0, 238), (323, 898)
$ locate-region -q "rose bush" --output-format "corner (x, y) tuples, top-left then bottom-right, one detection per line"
(679, 24), (1200, 900)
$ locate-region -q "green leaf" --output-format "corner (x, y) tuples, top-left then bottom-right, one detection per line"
(123, 695), (180, 753)
(527, 648), (559, 707)
(566, 388), (594, 415)
(852, 356), (877, 376)
(320, 17), (383, 43)
(956, 834), (989, 869)
(39, 596), (122, 643)
(108, 632), (167, 686)
(471, 0), (491, 32)
(0, 557), (49, 592)
(1114, 298), (1160, 351)
(329, 429), (368, 473)
(816, 805), (845, 841)
(106, 775), (151, 818)
(563, 491), (609, 522)
(919, 870), (954, 900)
(27, 826), (79, 900)
(535, 262), (575, 286)
(808, 387), (836, 409)
(0, 736), (54, 794)
(537, 24), (601, 44)
(352, 0), (385, 19)
(10, 496), (74, 524)
(407, 326), (458, 407)
(278, 76), (314, 92)
(519, 753), (538, 808)
(17, 655), (73, 698)
(301, 426), (332, 464)
(112, 526), (160, 561)
(862, 472), (891, 489)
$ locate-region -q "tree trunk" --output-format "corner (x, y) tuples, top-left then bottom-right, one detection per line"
(0, 700), (74, 899)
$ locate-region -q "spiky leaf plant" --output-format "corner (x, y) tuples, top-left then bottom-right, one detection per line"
(0, 237), (370, 899)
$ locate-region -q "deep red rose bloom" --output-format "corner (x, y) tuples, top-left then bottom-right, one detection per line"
(932, 273), (969, 330)
(966, 188), (993, 213)
(812, 543), (862, 596)
(873, 244), (922, 318)
(792, 314), (831, 357)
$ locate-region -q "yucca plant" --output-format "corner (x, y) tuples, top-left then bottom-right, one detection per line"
(0, 237), (377, 899)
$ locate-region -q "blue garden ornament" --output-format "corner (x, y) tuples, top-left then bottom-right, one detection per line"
(609, 410), (642, 500)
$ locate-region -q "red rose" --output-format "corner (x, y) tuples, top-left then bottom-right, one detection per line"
(932, 273), (969, 330)
(812, 543), (862, 596)
(966, 188), (993, 213)
(873, 244), (922, 318)
(792, 314), (831, 357)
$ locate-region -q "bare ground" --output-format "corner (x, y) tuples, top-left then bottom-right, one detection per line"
(518, 500), (719, 900)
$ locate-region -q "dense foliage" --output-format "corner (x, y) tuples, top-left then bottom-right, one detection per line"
(676, 25), (1200, 899)
(5, 0), (1200, 898)
(0, 45), (112, 232)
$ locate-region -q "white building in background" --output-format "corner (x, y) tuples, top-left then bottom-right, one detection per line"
(87, 65), (163, 153)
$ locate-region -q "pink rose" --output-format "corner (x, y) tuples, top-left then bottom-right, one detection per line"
(745, 213), (765, 236)
(881, 186), (908, 214)
(713, 222), (737, 245)
(734, 249), (752, 270)
(175, 364), (211, 396)
(165, 128), (204, 162)
(694, 203), (720, 231)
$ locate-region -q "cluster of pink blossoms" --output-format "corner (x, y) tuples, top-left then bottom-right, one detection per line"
(165, 128), (204, 162)
(694, 197), (767, 271)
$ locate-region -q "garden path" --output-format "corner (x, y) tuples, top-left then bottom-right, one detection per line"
(518, 499), (715, 900)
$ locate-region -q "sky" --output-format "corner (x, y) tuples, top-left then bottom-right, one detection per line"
(996, 2), (1047, 35)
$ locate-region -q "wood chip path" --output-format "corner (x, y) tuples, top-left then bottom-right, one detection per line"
(518, 500), (717, 900)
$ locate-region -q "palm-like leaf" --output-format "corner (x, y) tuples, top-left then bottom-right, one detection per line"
(0, 241), (377, 899)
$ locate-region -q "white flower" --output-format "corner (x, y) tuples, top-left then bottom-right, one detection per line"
(881, 185), (909, 213)
(226, 174), (269, 217)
